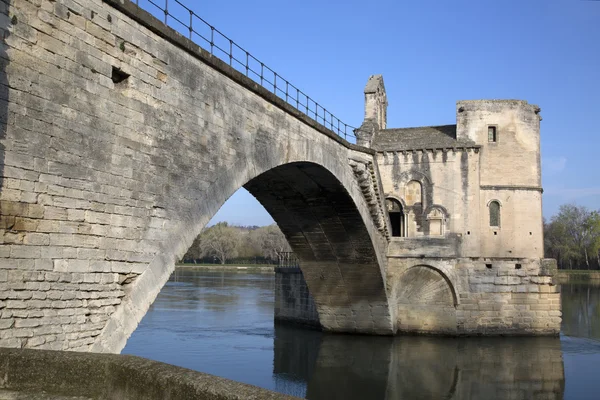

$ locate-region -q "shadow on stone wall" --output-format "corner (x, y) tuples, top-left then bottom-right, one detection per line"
(0, 1), (10, 193)
(273, 325), (565, 400)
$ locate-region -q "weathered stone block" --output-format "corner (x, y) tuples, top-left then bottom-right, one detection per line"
(0, 319), (14, 330)
(54, 259), (90, 273)
(14, 318), (42, 328)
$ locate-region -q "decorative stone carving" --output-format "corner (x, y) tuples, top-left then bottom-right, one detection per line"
(349, 159), (390, 239)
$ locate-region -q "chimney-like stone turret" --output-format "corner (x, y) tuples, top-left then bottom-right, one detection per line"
(355, 75), (387, 147)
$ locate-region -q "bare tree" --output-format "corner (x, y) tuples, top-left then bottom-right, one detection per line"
(250, 224), (291, 261)
(199, 222), (240, 264)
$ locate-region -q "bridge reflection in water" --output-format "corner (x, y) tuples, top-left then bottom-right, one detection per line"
(125, 271), (570, 399)
(273, 324), (564, 400)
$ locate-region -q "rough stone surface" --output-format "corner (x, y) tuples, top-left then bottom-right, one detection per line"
(1, 0), (560, 352)
(0, 391), (92, 400)
(277, 77), (561, 336)
(387, 258), (561, 335)
(368, 76), (558, 336)
(274, 267), (320, 328)
(0, 0), (393, 353)
(0, 347), (298, 399)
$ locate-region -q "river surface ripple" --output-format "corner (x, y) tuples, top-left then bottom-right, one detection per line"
(123, 270), (600, 400)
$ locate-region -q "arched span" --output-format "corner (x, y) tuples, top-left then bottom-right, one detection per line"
(394, 264), (458, 335)
(245, 162), (392, 335)
(91, 156), (393, 353)
(395, 265), (458, 307)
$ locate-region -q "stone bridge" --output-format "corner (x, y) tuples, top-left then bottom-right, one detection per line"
(0, 0), (394, 352)
(1, 0), (561, 353)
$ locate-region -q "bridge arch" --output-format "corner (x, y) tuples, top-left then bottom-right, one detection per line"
(393, 264), (458, 335)
(395, 265), (458, 307)
(90, 155), (394, 353)
(245, 162), (392, 332)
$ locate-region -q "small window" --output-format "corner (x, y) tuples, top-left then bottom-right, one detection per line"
(488, 126), (497, 142)
(489, 201), (500, 227)
(486, 263), (492, 269)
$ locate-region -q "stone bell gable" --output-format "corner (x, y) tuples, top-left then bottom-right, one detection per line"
(355, 75), (388, 147)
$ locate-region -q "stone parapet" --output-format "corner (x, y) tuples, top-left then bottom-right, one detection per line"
(0, 348), (297, 399)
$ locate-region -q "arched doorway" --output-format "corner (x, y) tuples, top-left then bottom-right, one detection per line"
(386, 198), (405, 237)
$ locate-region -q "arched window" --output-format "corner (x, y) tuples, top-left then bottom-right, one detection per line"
(489, 201), (501, 227)
(405, 180), (422, 206)
(386, 198), (405, 237)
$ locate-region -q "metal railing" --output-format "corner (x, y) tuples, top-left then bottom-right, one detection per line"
(277, 252), (299, 268)
(132, 0), (357, 141)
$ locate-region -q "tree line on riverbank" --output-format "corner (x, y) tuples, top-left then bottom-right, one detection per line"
(544, 204), (600, 270)
(183, 203), (599, 269)
(181, 222), (291, 264)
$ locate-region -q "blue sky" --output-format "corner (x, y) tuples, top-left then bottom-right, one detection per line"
(140, 0), (600, 226)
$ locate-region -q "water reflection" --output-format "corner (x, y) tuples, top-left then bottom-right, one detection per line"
(153, 270), (274, 313)
(125, 271), (600, 400)
(274, 325), (564, 400)
(561, 283), (600, 340)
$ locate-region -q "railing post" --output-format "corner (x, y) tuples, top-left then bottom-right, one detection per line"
(164, 0), (168, 24)
(245, 52), (249, 76)
(260, 63), (264, 85)
(188, 10), (193, 40)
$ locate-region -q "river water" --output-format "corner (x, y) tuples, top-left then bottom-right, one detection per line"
(123, 270), (600, 400)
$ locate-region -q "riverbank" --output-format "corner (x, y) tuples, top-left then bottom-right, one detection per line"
(176, 263), (276, 273)
(555, 270), (600, 284)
